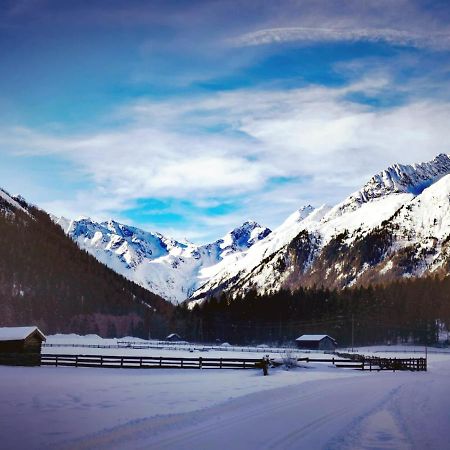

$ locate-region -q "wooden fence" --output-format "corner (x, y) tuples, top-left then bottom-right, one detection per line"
(0, 352), (426, 372)
(42, 342), (299, 354)
(334, 352), (427, 371)
(40, 354), (270, 372)
(0, 352), (41, 366)
(293, 356), (366, 370)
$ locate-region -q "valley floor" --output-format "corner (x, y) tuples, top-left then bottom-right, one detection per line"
(0, 347), (449, 450)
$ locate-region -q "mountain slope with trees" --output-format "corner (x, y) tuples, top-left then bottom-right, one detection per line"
(0, 189), (172, 337)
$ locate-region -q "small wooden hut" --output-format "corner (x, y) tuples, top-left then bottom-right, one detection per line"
(0, 327), (46, 365)
(165, 333), (182, 342)
(295, 334), (337, 351)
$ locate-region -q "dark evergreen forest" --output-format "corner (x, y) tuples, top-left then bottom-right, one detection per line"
(0, 197), (173, 337)
(174, 277), (450, 347)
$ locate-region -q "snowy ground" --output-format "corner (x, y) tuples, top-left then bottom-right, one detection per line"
(1, 340), (449, 450)
(43, 333), (334, 360)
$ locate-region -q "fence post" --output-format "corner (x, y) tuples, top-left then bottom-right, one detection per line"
(55, 355), (58, 367)
(199, 357), (202, 369)
(75, 355), (78, 367)
(220, 358), (222, 369)
(261, 357), (269, 376)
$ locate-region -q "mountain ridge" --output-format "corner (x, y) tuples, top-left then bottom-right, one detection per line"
(56, 215), (271, 304)
(191, 153), (450, 301)
(22, 152), (450, 307)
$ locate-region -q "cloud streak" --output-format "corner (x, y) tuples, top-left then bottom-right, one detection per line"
(229, 26), (450, 50)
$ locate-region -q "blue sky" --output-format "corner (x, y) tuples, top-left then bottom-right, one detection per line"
(2, 0), (450, 242)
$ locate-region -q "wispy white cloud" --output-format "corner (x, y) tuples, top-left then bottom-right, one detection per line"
(229, 26), (450, 50)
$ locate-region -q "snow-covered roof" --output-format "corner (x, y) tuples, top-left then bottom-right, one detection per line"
(166, 333), (181, 339)
(0, 326), (46, 342)
(295, 334), (335, 342)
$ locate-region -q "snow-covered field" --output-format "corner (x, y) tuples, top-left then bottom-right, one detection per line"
(43, 334), (332, 360)
(1, 338), (449, 450)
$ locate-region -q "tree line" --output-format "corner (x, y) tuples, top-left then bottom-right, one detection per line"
(173, 276), (450, 346)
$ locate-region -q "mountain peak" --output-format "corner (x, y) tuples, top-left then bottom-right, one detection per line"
(224, 220), (272, 249)
(279, 205), (315, 229)
(232, 220), (265, 232)
(331, 153), (450, 217)
(363, 153), (450, 197)
(201, 221), (272, 258)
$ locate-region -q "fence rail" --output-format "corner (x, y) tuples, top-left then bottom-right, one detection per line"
(40, 354), (269, 371)
(0, 351), (426, 372)
(42, 342), (300, 354)
(335, 352), (427, 371)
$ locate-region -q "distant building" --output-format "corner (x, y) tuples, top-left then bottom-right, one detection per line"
(295, 334), (337, 351)
(165, 333), (182, 342)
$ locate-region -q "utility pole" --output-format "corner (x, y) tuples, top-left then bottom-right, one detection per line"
(351, 314), (354, 352)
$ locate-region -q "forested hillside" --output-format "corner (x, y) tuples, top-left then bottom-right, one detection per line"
(178, 277), (450, 346)
(0, 193), (173, 337)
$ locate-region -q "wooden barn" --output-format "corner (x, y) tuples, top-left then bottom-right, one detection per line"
(165, 333), (182, 342)
(0, 326), (46, 354)
(295, 334), (337, 351)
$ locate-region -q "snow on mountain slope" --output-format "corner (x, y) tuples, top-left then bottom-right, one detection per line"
(392, 173), (450, 241)
(193, 194), (412, 299)
(330, 153), (450, 218)
(192, 154), (450, 300)
(0, 188), (29, 215)
(57, 218), (271, 304)
(53, 153), (450, 304)
(377, 173), (450, 276)
(193, 204), (326, 297)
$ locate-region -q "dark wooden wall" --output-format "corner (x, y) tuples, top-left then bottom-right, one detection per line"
(0, 331), (44, 353)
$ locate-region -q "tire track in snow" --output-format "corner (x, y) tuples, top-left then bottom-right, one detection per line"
(62, 374), (407, 450)
(327, 385), (412, 450)
(62, 380), (337, 450)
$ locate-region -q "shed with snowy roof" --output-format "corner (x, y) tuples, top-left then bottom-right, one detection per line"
(165, 333), (182, 342)
(295, 334), (337, 351)
(0, 326), (46, 354)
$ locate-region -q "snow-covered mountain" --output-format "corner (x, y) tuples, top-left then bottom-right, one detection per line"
(56, 217), (271, 304)
(53, 153), (450, 305)
(191, 153), (450, 301)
